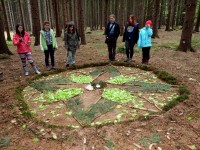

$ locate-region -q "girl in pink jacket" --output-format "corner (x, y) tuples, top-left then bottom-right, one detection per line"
(13, 24), (41, 76)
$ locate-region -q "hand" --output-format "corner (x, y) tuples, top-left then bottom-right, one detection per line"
(26, 42), (31, 46)
(19, 38), (24, 42)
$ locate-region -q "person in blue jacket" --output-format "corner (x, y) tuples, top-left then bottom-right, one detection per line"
(123, 15), (139, 62)
(138, 20), (153, 64)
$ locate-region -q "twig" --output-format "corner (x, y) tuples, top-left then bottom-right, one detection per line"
(71, 114), (84, 127)
(123, 103), (158, 112)
(91, 71), (105, 82)
(138, 95), (162, 111)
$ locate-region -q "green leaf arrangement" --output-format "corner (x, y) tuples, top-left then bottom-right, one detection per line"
(107, 75), (134, 84)
(70, 74), (93, 83)
(44, 88), (83, 102)
(102, 88), (136, 103)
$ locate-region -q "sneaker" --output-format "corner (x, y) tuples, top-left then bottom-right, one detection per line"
(46, 66), (51, 71)
(124, 58), (129, 62)
(66, 64), (69, 68)
(51, 66), (56, 70)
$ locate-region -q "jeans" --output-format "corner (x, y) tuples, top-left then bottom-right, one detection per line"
(66, 49), (76, 65)
(44, 44), (55, 67)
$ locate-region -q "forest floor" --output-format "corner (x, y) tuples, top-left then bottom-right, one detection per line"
(0, 29), (200, 150)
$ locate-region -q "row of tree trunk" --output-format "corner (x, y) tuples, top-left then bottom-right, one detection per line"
(0, 0), (200, 54)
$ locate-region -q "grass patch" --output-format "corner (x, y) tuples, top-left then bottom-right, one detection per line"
(48, 77), (71, 84)
(159, 43), (178, 49)
(30, 80), (59, 92)
(0, 136), (10, 148)
(192, 40), (200, 47)
(140, 133), (160, 147)
(106, 140), (114, 149)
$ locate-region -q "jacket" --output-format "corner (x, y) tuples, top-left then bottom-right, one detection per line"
(138, 27), (153, 48)
(40, 29), (58, 51)
(123, 23), (139, 43)
(105, 22), (120, 39)
(64, 31), (80, 51)
(13, 32), (31, 54)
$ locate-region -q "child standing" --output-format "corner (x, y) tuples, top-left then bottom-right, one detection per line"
(64, 23), (80, 67)
(40, 21), (58, 70)
(138, 20), (153, 64)
(13, 24), (41, 76)
(123, 15), (139, 62)
(105, 14), (120, 62)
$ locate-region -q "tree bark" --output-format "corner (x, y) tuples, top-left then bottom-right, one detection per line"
(30, 0), (40, 46)
(62, 0), (67, 27)
(0, 0), (12, 55)
(1, 0), (12, 41)
(194, 2), (200, 32)
(78, 0), (86, 44)
(119, 0), (124, 36)
(166, 0), (175, 31)
(152, 0), (160, 38)
(52, 0), (61, 37)
(18, 0), (25, 27)
(178, 0), (197, 52)
(99, 0), (103, 30)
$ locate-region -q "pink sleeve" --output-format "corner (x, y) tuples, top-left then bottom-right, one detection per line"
(27, 33), (31, 43)
(13, 34), (19, 46)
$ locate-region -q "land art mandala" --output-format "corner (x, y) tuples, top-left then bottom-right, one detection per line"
(22, 65), (180, 128)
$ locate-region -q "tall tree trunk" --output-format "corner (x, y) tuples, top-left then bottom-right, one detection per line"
(159, 0), (166, 28)
(178, 0), (197, 52)
(176, 0), (182, 26)
(78, 0), (86, 44)
(52, 0), (61, 37)
(152, 0), (160, 38)
(0, 0), (12, 55)
(1, 0), (11, 41)
(74, 0), (77, 26)
(62, 0), (67, 27)
(18, 0), (24, 27)
(104, 0), (109, 28)
(166, 0), (175, 31)
(69, 0), (73, 21)
(119, 0), (124, 36)
(99, 0), (103, 30)
(30, 0), (40, 46)
(194, 2), (200, 32)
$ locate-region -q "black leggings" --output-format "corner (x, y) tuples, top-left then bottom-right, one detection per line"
(125, 40), (135, 59)
(142, 47), (151, 62)
(44, 45), (55, 67)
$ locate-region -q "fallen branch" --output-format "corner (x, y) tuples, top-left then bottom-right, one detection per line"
(91, 71), (105, 82)
(138, 95), (162, 111)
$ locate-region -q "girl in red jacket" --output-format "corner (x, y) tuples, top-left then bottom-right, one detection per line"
(13, 24), (41, 76)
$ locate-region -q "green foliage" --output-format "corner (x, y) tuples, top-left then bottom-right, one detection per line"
(154, 70), (177, 85)
(107, 75), (134, 84)
(70, 74), (93, 83)
(106, 140), (114, 149)
(0, 136), (10, 148)
(140, 133), (160, 147)
(127, 81), (172, 92)
(179, 85), (189, 95)
(30, 80), (59, 92)
(44, 88), (83, 102)
(48, 77), (71, 84)
(163, 93), (189, 111)
(89, 68), (104, 76)
(102, 88), (136, 103)
(105, 66), (121, 76)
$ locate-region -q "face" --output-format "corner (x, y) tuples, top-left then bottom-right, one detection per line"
(18, 26), (23, 33)
(110, 16), (115, 23)
(129, 17), (133, 23)
(44, 23), (50, 30)
(69, 26), (74, 31)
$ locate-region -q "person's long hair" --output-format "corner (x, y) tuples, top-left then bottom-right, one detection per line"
(127, 15), (135, 26)
(15, 24), (25, 37)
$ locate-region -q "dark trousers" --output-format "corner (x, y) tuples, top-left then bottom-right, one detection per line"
(44, 44), (55, 67)
(107, 37), (117, 61)
(125, 40), (135, 59)
(142, 47), (151, 63)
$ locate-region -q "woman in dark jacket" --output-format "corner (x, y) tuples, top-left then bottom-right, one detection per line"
(123, 15), (139, 62)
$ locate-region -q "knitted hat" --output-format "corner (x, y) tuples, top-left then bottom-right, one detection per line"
(146, 20), (152, 25)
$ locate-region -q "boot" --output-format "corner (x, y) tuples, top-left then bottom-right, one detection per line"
(23, 66), (29, 76)
(33, 65), (41, 75)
